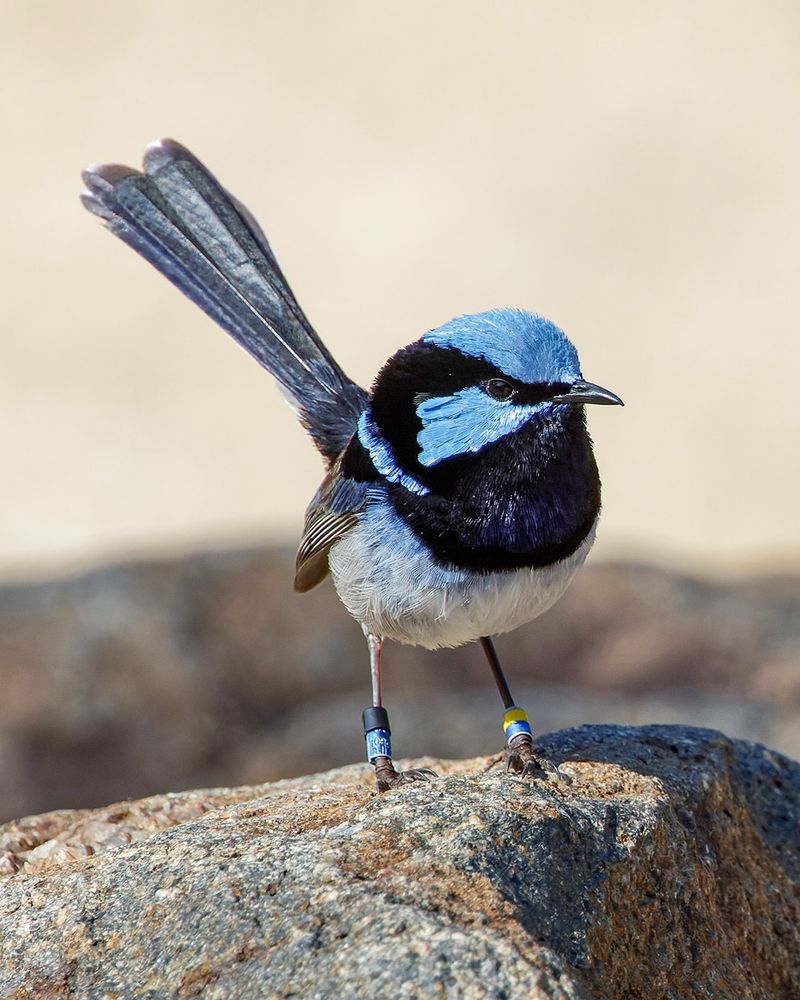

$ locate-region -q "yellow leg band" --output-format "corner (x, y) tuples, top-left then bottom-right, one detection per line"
(502, 707), (530, 732)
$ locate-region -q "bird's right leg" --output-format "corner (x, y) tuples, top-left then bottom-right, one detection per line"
(361, 632), (436, 792)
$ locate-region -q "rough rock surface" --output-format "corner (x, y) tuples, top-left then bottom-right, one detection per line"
(2, 546), (800, 823)
(0, 725), (798, 999)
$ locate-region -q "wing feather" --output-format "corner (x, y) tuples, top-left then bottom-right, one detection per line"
(294, 464), (367, 592)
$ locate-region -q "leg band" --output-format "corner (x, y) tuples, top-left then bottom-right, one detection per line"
(502, 706), (533, 744)
(363, 706), (392, 764)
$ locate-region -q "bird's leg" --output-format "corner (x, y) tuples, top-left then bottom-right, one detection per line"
(479, 636), (564, 781)
(362, 632), (437, 792)
(363, 634), (397, 790)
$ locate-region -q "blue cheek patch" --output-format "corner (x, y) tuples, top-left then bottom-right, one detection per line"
(416, 387), (534, 467)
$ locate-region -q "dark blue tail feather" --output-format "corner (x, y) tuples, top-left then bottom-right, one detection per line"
(81, 139), (366, 463)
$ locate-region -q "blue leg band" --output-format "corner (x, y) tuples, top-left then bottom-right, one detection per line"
(363, 706), (393, 764)
(365, 728), (392, 763)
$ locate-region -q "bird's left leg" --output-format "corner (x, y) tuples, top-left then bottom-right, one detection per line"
(361, 632), (437, 792)
(479, 636), (564, 781)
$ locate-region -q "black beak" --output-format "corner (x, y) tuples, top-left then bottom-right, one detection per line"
(551, 380), (624, 406)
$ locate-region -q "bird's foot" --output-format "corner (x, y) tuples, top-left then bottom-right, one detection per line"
(373, 756), (438, 793)
(503, 737), (571, 784)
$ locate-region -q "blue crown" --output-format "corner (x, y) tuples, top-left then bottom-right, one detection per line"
(421, 309), (581, 384)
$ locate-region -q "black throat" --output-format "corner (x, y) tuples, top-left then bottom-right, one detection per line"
(391, 406), (600, 571)
(343, 391), (601, 574)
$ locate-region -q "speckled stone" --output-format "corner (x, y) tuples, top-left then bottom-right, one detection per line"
(0, 725), (798, 999)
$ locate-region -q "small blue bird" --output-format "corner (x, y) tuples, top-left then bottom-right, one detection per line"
(81, 140), (622, 791)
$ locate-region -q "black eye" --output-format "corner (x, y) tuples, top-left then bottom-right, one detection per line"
(484, 378), (514, 401)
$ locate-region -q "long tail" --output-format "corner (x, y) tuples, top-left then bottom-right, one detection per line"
(81, 139), (367, 463)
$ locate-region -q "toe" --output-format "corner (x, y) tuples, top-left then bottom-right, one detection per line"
(503, 746), (572, 784)
(398, 767), (438, 784)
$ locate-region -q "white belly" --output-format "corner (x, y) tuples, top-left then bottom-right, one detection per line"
(328, 501), (596, 649)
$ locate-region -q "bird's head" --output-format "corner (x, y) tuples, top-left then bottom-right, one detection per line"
(362, 309), (622, 493)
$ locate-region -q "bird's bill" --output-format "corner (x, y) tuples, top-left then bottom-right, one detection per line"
(551, 380), (624, 406)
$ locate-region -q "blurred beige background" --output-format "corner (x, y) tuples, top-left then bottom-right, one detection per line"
(3, 1), (799, 579)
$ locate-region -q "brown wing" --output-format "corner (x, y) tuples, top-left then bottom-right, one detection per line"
(294, 508), (359, 592)
(294, 464), (365, 592)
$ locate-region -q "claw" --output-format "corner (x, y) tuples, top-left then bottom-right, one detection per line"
(398, 767), (438, 784)
(482, 753), (505, 772)
(373, 757), (438, 792)
(504, 741), (571, 785)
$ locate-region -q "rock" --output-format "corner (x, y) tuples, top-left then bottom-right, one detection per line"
(0, 725), (798, 999)
(1, 546), (800, 823)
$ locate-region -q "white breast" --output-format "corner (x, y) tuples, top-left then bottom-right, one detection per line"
(328, 499), (596, 649)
